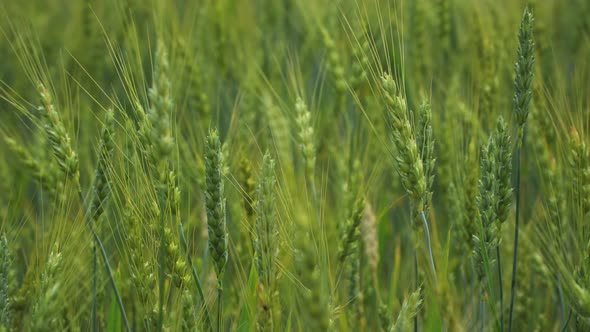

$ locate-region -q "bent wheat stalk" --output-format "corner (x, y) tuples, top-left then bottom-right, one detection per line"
(38, 82), (129, 331)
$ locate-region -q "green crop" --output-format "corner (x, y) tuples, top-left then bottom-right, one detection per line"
(0, 1), (588, 331)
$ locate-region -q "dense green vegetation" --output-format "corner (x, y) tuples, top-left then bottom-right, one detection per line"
(1, 0), (589, 331)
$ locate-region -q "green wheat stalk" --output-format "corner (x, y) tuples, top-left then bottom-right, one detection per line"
(508, 7), (535, 332)
(89, 109), (115, 332)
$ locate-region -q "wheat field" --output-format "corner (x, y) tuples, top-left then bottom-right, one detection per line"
(0, 0), (589, 331)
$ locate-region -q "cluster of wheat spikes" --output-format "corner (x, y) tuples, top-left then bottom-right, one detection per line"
(1, 0), (589, 331)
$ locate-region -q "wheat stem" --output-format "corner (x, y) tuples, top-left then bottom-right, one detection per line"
(77, 188), (130, 331)
(497, 245), (504, 332)
(508, 142), (523, 332)
(217, 282), (223, 332)
(413, 254), (418, 332)
(419, 211), (437, 286)
(178, 222), (213, 331)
